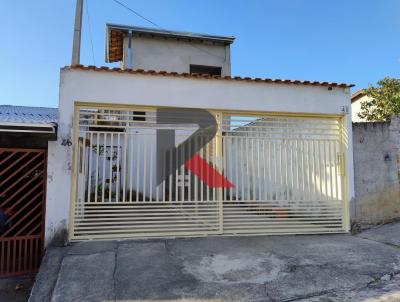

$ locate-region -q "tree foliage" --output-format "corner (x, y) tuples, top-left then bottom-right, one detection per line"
(358, 77), (400, 121)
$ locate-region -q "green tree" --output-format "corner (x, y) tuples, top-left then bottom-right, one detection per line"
(358, 77), (400, 121)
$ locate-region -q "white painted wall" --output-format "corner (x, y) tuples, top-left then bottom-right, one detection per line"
(45, 68), (354, 245)
(125, 35), (231, 76)
(351, 95), (372, 122)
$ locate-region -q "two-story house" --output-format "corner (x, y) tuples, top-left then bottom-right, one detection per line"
(43, 24), (355, 246)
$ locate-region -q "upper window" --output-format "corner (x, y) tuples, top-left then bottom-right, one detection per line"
(190, 65), (222, 76)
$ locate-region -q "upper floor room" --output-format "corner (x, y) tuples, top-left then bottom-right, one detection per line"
(105, 24), (235, 76)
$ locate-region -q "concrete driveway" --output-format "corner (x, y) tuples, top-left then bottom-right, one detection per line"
(29, 222), (400, 302)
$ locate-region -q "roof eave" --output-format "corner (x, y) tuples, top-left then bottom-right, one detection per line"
(106, 23), (236, 44)
(64, 65), (355, 89)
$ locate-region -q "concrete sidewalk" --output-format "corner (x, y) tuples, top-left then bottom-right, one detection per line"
(29, 222), (400, 302)
(0, 275), (35, 302)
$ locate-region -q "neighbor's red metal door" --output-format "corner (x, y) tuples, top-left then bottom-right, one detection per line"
(0, 148), (46, 277)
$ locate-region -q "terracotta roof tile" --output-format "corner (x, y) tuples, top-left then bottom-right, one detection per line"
(351, 89), (366, 102)
(63, 65), (354, 89)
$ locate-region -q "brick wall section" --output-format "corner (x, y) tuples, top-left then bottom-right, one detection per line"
(352, 116), (400, 224)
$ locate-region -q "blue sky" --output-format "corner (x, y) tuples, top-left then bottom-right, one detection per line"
(0, 0), (399, 108)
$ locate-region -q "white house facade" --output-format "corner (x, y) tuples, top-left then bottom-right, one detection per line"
(42, 25), (355, 245)
(43, 65), (354, 245)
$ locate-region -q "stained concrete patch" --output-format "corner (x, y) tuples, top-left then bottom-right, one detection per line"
(357, 222), (400, 247)
(115, 241), (271, 302)
(169, 234), (400, 301)
(183, 252), (284, 284)
(50, 252), (115, 302)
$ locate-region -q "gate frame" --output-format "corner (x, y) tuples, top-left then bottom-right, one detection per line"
(68, 101), (350, 241)
(0, 147), (47, 277)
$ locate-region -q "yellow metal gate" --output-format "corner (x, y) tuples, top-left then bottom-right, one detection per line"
(221, 113), (347, 235)
(70, 104), (348, 240)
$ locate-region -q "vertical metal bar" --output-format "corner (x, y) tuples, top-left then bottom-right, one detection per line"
(323, 140), (328, 201)
(308, 139), (313, 201)
(329, 140), (334, 200)
(301, 139), (305, 201)
(200, 135), (204, 202)
(30, 238), (34, 272)
(263, 140), (267, 201)
(122, 132), (128, 202)
(136, 136), (140, 202)
(251, 138), (256, 201)
(80, 135), (87, 204)
(222, 134), (227, 202)
(229, 136), (233, 201)
(212, 139), (216, 202)
(87, 133), (93, 203)
(312, 140), (317, 200)
(0, 240), (4, 274)
(102, 133), (107, 203)
(193, 135), (198, 219)
(35, 237), (39, 271)
(24, 239), (28, 273)
(295, 140), (299, 201)
(156, 136), (160, 202)
(194, 135), (198, 202)
(109, 133), (114, 202)
(11, 239), (16, 274)
(158, 132), (164, 203)
(116, 133), (121, 202)
(285, 139), (289, 201)
(267, 140), (272, 201)
(149, 138), (153, 202)
(245, 137), (250, 201)
(175, 140), (179, 202)
(180, 135), (186, 202)
(6, 239), (11, 273)
(206, 140), (210, 202)
(18, 238), (23, 273)
(168, 144), (172, 202)
(305, 140), (311, 201)
(143, 136), (147, 202)
(235, 137), (239, 201)
(94, 133), (100, 203)
(317, 140), (323, 201)
(291, 140), (295, 201)
(188, 134), (192, 202)
(129, 134), (134, 202)
(273, 141), (277, 201)
(279, 140), (284, 201)
(257, 136), (261, 201)
(215, 113), (223, 234)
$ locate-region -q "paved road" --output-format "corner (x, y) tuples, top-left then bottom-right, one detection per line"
(29, 222), (400, 302)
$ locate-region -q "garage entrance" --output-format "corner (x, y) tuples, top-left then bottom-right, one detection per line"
(0, 149), (46, 276)
(70, 104), (348, 240)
